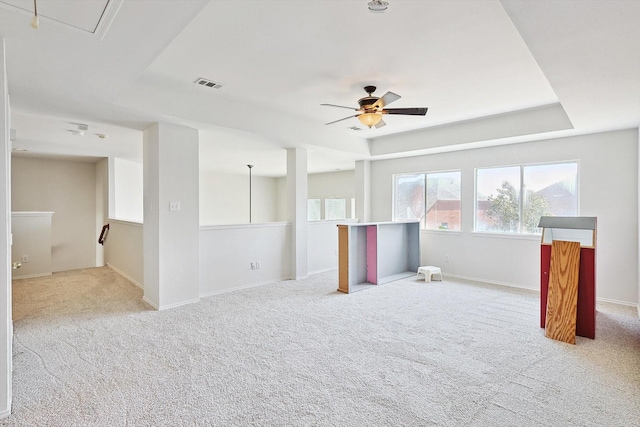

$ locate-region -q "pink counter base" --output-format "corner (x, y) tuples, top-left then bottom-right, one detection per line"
(366, 225), (377, 284)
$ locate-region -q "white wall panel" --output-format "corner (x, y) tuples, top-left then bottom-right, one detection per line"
(199, 223), (291, 296)
(371, 129), (638, 304)
(113, 158), (143, 222)
(200, 171), (280, 225)
(12, 157), (97, 272)
(104, 219), (143, 287)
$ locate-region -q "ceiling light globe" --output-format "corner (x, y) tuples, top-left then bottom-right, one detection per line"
(358, 113), (382, 128)
(368, 0), (389, 13)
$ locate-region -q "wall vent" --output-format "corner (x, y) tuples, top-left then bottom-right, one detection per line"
(194, 78), (223, 89)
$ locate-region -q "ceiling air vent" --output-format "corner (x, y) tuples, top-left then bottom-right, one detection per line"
(194, 78), (223, 89)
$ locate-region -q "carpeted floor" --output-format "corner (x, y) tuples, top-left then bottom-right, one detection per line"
(3, 267), (640, 426)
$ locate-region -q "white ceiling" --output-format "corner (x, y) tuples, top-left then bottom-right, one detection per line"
(1, 0), (638, 177)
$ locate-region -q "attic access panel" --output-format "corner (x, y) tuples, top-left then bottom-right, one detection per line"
(0, 0), (118, 35)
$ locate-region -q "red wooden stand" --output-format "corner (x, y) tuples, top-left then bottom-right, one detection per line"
(540, 245), (596, 339)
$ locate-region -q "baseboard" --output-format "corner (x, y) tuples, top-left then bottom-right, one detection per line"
(443, 273), (537, 293)
(142, 296), (159, 310)
(11, 272), (52, 280)
(308, 267), (337, 275)
(106, 263), (143, 289)
(157, 297), (201, 311)
(0, 407), (11, 419)
(596, 296), (637, 307)
(200, 277), (288, 299)
(444, 273), (639, 309)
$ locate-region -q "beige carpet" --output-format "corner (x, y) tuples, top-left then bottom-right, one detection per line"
(3, 267), (640, 426)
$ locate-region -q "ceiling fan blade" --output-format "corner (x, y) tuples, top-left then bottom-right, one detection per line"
(382, 107), (428, 116)
(321, 103), (359, 111)
(373, 91), (401, 109)
(325, 115), (358, 125)
(374, 118), (387, 129)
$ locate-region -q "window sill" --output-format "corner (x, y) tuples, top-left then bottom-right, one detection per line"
(471, 231), (541, 241)
(421, 229), (463, 236)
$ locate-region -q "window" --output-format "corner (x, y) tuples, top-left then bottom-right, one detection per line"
(308, 197), (353, 220)
(393, 173), (425, 225)
(393, 171), (461, 230)
(475, 162), (578, 234)
(426, 171), (461, 230)
(307, 199), (321, 221)
(325, 198), (346, 220)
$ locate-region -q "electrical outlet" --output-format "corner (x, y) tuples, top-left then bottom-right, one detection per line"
(256, 261), (261, 269)
(445, 254), (449, 262)
(22, 255), (29, 263)
(251, 262), (256, 270)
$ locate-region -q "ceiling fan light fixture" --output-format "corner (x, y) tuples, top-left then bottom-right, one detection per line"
(368, 0), (389, 13)
(358, 112), (383, 128)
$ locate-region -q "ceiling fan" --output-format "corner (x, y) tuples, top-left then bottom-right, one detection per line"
(321, 86), (428, 129)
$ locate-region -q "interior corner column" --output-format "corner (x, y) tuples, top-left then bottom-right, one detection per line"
(355, 160), (371, 222)
(143, 122), (200, 310)
(0, 37), (12, 418)
(286, 147), (308, 279)
(94, 159), (108, 267)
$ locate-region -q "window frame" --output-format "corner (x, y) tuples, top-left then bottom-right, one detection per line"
(307, 198), (322, 221)
(324, 197), (347, 220)
(392, 169), (462, 231)
(474, 160), (579, 235)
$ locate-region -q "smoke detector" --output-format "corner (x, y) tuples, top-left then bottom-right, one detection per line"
(67, 122), (89, 135)
(70, 122), (89, 131)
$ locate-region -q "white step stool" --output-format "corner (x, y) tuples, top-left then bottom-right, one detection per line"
(417, 266), (442, 282)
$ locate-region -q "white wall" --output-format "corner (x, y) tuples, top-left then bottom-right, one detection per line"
(113, 158), (143, 222)
(371, 129), (639, 304)
(200, 170), (280, 225)
(277, 176), (287, 221)
(11, 212), (53, 279)
(104, 219), (143, 287)
(308, 219), (357, 274)
(104, 218), (345, 298)
(276, 170), (357, 221)
(308, 170), (355, 199)
(12, 157), (97, 273)
(308, 170), (356, 219)
(199, 223), (291, 296)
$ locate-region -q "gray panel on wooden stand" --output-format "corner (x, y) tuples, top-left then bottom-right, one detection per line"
(352, 226), (368, 286)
